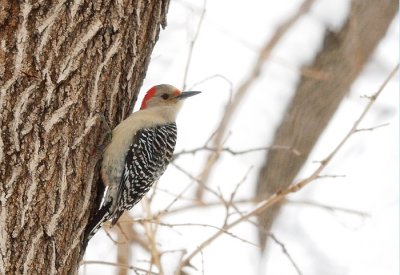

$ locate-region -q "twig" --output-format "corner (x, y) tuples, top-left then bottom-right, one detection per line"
(170, 162), (227, 205)
(200, 250), (205, 275)
(221, 194), (304, 275)
(155, 187), (197, 203)
(269, 233), (303, 275)
(142, 199), (164, 275)
(158, 197), (369, 218)
(178, 64), (398, 270)
(173, 250), (189, 275)
(354, 122), (390, 133)
(222, 166), (253, 226)
(188, 74), (234, 102)
(182, 0), (207, 91)
(140, 220), (259, 248)
(316, 174), (346, 179)
(81, 261), (158, 275)
(116, 214), (133, 275)
(219, 197), (304, 275)
(287, 200), (370, 217)
(228, 167), (252, 208)
(173, 145), (300, 160)
(102, 224), (120, 244)
(159, 198), (254, 216)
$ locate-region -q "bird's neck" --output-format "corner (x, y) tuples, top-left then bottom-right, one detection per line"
(137, 104), (182, 125)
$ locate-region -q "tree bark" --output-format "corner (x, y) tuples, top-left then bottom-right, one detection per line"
(256, 0), (398, 250)
(0, 0), (170, 274)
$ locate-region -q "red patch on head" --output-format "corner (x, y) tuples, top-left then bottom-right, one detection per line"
(174, 89), (181, 97)
(140, 86), (157, 109)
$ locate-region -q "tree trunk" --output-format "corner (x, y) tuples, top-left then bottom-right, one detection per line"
(0, 0), (170, 274)
(256, 0), (398, 250)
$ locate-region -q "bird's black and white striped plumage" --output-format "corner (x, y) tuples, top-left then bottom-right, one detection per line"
(112, 123), (177, 223)
(85, 123), (177, 242)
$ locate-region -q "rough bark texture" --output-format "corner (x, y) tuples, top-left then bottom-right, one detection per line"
(256, 0), (398, 250)
(0, 0), (170, 274)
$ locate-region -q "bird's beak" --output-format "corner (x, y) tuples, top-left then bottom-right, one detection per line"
(175, 91), (201, 100)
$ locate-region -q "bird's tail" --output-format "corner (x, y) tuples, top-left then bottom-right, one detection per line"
(83, 181), (113, 247)
(83, 201), (112, 247)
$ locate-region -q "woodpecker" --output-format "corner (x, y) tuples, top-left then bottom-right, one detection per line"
(84, 84), (200, 243)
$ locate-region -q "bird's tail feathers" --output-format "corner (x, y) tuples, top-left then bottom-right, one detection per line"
(83, 201), (112, 247)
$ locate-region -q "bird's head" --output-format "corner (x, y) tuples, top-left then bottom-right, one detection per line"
(140, 84), (201, 110)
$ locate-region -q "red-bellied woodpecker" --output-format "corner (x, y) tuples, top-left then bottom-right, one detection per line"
(84, 84), (200, 243)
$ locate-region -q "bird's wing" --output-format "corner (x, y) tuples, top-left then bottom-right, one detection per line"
(111, 123), (177, 224)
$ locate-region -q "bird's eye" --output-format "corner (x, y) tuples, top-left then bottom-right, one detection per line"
(161, 93), (169, 100)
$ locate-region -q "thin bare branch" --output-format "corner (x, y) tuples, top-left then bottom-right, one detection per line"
(173, 145), (300, 160)
(170, 162), (227, 205)
(182, 0), (207, 91)
(81, 261), (159, 275)
(139, 220), (259, 248)
(159, 199), (253, 216)
(269, 233), (303, 275)
(157, 182), (198, 214)
(142, 199), (164, 275)
(354, 122), (390, 133)
(157, 197), (369, 218)
(287, 200), (370, 217)
(221, 166), (253, 226)
(188, 74), (234, 102)
(316, 174), (346, 179)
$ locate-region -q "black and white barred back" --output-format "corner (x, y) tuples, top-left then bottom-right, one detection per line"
(111, 122), (177, 224)
(84, 123), (177, 244)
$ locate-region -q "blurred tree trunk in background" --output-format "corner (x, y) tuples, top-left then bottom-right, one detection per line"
(256, 0), (398, 251)
(0, 0), (169, 274)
